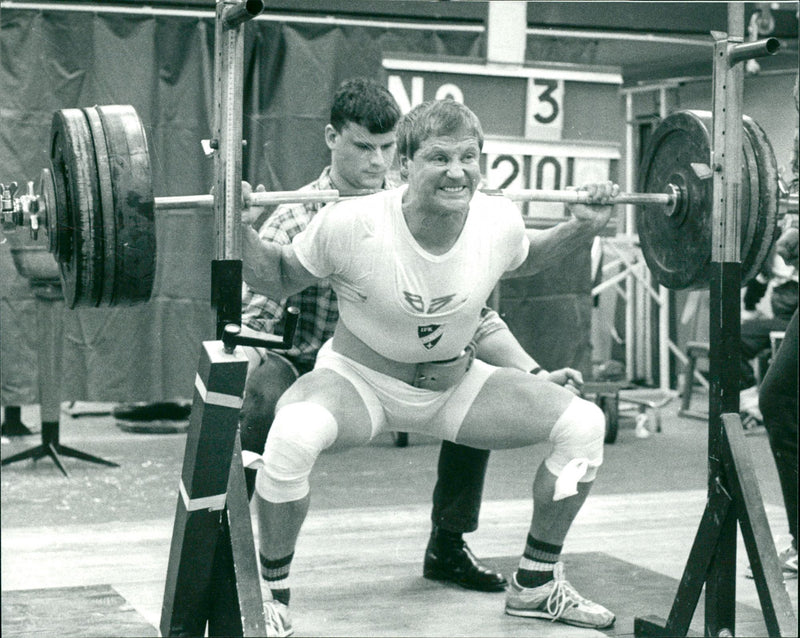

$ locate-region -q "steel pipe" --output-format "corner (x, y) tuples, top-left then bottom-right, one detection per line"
(154, 186), (676, 211)
(495, 188), (673, 206)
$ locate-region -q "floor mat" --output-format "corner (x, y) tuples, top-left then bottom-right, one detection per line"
(493, 552), (767, 637)
(1, 584), (157, 638)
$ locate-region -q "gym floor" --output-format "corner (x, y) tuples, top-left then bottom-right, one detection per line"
(1, 390), (797, 637)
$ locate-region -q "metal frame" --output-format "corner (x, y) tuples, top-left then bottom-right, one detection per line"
(633, 5), (796, 636)
(161, 3), (267, 635)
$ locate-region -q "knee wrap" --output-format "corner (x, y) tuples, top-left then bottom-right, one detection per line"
(545, 397), (605, 500)
(255, 402), (338, 503)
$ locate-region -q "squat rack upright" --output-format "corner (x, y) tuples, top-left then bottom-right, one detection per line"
(635, 4), (796, 637)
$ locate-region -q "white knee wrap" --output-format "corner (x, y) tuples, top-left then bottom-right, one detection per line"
(255, 401), (338, 503)
(545, 396), (605, 500)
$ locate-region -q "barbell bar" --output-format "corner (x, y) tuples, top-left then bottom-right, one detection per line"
(153, 187), (678, 210)
(1, 104), (784, 306)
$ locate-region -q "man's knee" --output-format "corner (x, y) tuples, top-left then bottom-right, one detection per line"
(240, 356), (297, 454)
(255, 402), (338, 503)
(545, 397), (605, 483)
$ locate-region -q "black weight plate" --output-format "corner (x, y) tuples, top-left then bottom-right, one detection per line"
(95, 105), (155, 306)
(49, 109), (102, 307)
(739, 120), (760, 283)
(637, 111), (714, 289)
(637, 110), (764, 290)
(741, 114), (780, 284)
(83, 106), (116, 307)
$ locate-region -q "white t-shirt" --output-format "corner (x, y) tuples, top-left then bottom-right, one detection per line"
(292, 185), (529, 363)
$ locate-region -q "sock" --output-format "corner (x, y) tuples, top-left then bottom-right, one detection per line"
(260, 552), (293, 605)
(516, 534), (562, 588)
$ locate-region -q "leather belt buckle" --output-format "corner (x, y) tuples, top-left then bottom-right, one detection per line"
(413, 344), (475, 391)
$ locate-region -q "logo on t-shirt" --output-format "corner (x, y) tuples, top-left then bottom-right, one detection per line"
(418, 324), (444, 350)
(403, 291), (457, 314)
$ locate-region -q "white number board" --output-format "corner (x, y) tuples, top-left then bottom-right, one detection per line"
(525, 78), (564, 141)
(482, 138), (620, 223)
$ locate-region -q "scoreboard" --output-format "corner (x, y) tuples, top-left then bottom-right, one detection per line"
(384, 58), (623, 225)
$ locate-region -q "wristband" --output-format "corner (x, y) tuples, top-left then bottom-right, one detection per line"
(529, 366), (543, 375)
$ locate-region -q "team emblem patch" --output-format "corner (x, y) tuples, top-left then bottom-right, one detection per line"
(418, 324), (444, 350)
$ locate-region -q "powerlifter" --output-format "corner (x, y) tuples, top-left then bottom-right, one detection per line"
(237, 79), (583, 609)
(242, 97), (615, 635)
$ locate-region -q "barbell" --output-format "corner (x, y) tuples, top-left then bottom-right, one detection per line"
(1, 104), (782, 307)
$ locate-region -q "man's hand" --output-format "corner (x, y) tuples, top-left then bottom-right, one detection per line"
(566, 181), (619, 233)
(544, 367), (584, 395)
(242, 181), (267, 225)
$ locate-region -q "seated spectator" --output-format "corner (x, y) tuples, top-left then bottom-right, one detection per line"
(739, 244), (798, 426)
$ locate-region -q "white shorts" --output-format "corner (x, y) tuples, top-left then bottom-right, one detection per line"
(314, 340), (498, 441)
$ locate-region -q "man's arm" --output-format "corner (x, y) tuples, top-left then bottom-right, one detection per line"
(471, 308), (539, 372)
(242, 224), (319, 299)
(504, 182), (617, 279)
(474, 325), (540, 372)
(504, 221), (597, 279)
(472, 312), (583, 392)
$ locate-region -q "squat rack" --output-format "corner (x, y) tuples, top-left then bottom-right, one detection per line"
(156, 1), (797, 636)
(634, 5), (796, 637)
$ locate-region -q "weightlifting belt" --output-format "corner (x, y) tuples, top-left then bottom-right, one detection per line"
(332, 322), (475, 391)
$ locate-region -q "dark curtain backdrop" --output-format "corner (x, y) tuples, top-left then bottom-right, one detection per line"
(0, 9), (483, 404)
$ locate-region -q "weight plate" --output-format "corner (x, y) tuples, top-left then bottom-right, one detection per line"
(95, 105), (155, 306)
(636, 110), (777, 290)
(49, 109), (102, 307)
(739, 119), (760, 282)
(637, 111), (714, 289)
(83, 106), (116, 306)
(740, 114), (780, 284)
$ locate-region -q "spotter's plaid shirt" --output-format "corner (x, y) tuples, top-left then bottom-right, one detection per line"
(242, 167), (509, 371)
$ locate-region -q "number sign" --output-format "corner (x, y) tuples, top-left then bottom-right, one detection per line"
(482, 138), (620, 224)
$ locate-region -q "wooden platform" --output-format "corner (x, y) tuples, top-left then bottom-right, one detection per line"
(1, 401), (798, 636)
(2, 492), (796, 636)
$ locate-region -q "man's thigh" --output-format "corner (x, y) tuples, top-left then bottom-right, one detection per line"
(277, 368), (374, 449)
(455, 368), (577, 449)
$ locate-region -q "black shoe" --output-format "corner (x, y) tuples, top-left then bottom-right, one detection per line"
(423, 533), (507, 592)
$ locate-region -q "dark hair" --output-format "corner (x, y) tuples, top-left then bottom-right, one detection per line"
(396, 99), (484, 160)
(329, 78), (401, 135)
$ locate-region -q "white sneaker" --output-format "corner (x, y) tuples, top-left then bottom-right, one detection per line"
(505, 562), (615, 629)
(745, 544), (798, 581)
(264, 599), (294, 637)
(740, 386), (763, 421)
